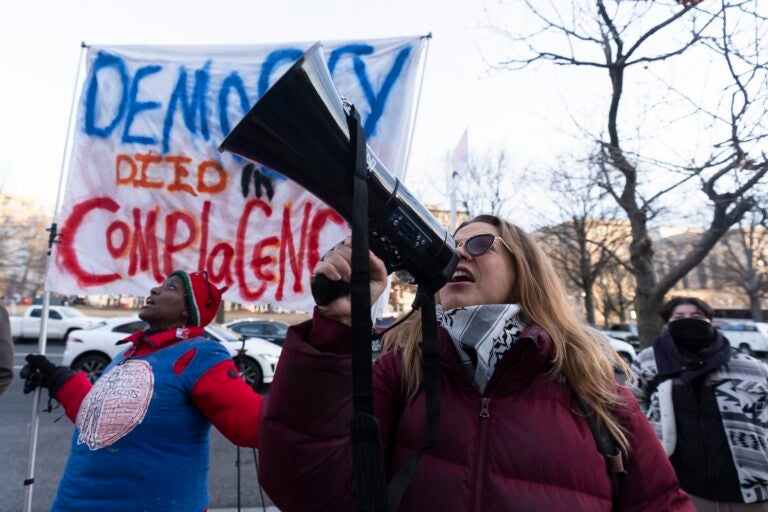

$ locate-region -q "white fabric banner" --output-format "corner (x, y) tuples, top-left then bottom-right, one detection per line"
(48, 36), (427, 309)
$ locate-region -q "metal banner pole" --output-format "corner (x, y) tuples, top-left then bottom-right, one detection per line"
(400, 33), (431, 181)
(23, 41), (88, 512)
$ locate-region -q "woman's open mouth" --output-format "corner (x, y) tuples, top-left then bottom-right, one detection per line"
(449, 269), (475, 283)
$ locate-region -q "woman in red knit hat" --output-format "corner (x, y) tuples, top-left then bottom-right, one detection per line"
(20, 270), (264, 512)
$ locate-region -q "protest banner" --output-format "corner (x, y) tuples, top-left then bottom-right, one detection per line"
(48, 37), (427, 309)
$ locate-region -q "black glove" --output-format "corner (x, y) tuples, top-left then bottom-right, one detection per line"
(20, 354), (76, 396)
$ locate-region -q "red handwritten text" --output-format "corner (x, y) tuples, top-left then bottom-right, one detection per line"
(57, 196), (345, 302)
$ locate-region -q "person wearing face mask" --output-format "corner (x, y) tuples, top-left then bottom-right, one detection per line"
(259, 214), (692, 511)
(20, 270), (264, 512)
(631, 297), (768, 511)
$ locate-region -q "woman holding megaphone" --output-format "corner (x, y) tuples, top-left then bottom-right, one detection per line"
(259, 214), (693, 511)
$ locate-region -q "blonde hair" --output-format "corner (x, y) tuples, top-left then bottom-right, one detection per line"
(382, 215), (631, 452)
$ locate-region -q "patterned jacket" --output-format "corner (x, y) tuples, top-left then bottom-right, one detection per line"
(631, 345), (768, 503)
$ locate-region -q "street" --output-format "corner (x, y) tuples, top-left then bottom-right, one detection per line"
(2, 338), (765, 512)
(1, 343), (277, 512)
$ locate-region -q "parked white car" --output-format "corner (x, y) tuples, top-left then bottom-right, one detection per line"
(604, 323), (640, 348)
(61, 316), (281, 389)
(10, 306), (102, 341)
(597, 331), (638, 365)
(717, 321), (768, 357)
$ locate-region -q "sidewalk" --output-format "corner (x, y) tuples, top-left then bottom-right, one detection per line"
(210, 508), (280, 511)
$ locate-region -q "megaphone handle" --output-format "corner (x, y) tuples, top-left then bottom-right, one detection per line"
(311, 274), (351, 306)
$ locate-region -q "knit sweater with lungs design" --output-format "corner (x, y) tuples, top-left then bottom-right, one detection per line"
(51, 328), (263, 512)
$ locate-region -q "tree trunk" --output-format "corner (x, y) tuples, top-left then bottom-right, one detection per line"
(599, 296), (612, 328)
(584, 288), (596, 325)
(18, 262), (30, 296)
(630, 223), (665, 348)
(634, 288), (665, 349)
(749, 291), (764, 322)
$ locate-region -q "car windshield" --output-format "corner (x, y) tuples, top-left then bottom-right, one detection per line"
(60, 308), (86, 318)
(610, 323), (638, 334)
(206, 324), (241, 342)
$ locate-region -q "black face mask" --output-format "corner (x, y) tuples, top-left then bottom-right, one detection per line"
(668, 318), (715, 353)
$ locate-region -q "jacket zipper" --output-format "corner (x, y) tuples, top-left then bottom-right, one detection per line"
(480, 397), (491, 418)
(473, 397), (491, 512)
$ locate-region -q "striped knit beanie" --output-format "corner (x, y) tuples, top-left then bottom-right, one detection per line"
(169, 270), (226, 327)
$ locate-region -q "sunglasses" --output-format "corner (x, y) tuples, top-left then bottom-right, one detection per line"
(455, 234), (513, 257)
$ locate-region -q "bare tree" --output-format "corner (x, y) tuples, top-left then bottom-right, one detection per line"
(716, 207), (768, 321)
(491, 0), (768, 346)
(0, 191), (50, 298)
(537, 167), (631, 324)
(452, 149), (513, 218)
(595, 261), (636, 326)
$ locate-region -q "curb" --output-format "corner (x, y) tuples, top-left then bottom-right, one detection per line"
(209, 508), (280, 512)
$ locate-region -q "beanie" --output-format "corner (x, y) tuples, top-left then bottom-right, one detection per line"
(169, 270), (227, 327)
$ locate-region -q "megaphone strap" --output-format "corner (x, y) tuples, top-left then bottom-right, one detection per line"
(386, 292), (441, 512)
(346, 105), (387, 511)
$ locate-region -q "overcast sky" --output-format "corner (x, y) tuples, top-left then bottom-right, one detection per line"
(2, 1), (734, 230)
(0, 1), (589, 222)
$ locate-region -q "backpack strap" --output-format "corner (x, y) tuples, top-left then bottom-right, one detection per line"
(575, 395), (625, 511)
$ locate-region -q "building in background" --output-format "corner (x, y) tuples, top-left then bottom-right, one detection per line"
(654, 224), (768, 321)
(536, 219), (768, 327)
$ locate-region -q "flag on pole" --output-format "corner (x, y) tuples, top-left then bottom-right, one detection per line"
(450, 128), (469, 179)
(448, 128), (468, 231)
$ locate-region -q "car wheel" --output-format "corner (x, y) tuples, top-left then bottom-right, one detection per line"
(235, 357), (263, 390)
(738, 343), (753, 356)
(73, 354), (111, 383)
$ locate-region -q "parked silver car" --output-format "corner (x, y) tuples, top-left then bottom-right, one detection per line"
(223, 319), (289, 346)
(61, 316), (281, 389)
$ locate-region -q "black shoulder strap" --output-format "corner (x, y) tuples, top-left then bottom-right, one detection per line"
(575, 396), (625, 511)
(343, 106), (442, 512)
(347, 105), (387, 512)
(385, 292), (441, 512)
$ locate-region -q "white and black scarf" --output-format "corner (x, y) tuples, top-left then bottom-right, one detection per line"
(437, 304), (527, 392)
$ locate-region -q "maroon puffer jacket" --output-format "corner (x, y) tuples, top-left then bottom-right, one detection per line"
(259, 311), (693, 512)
